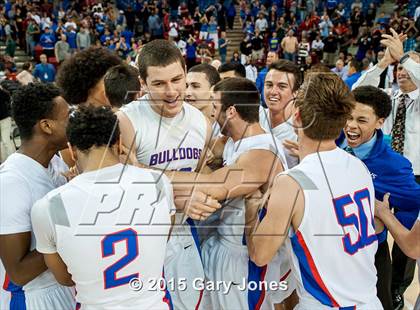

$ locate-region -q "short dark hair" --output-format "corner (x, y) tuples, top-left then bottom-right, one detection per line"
(295, 73), (354, 140)
(56, 47), (122, 105)
(67, 106), (119, 152)
(268, 60), (302, 91)
(350, 59), (363, 72)
(104, 65), (141, 107)
(11, 83), (61, 139)
(352, 86), (392, 119)
(214, 77), (259, 123)
(218, 62), (246, 78)
(22, 62), (32, 71)
(137, 39), (186, 81)
(188, 63), (221, 86)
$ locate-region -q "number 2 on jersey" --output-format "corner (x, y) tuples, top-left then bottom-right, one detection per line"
(333, 188), (377, 255)
(101, 228), (139, 289)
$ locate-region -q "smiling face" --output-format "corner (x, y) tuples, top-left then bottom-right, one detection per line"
(185, 72), (212, 112)
(397, 53), (419, 93)
(344, 102), (383, 148)
(143, 61), (186, 118)
(264, 69), (295, 115)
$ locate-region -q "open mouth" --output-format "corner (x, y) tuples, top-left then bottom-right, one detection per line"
(163, 96), (179, 107)
(346, 131), (360, 142)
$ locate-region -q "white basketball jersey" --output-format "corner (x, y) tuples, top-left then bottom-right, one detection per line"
(283, 148), (379, 308)
(0, 154), (68, 294)
(31, 164), (174, 309)
(218, 133), (287, 245)
(120, 95), (207, 172)
(259, 106), (299, 168)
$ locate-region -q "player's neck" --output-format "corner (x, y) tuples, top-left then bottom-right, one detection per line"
(18, 139), (58, 168)
(230, 122), (265, 142)
(298, 136), (337, 161)
(269, 105), (292, 128)
(78, 147), (120, 173)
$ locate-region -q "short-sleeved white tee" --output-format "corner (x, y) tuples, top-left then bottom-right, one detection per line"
(0, 153), (68, 292)
(31, 164), (174, 309)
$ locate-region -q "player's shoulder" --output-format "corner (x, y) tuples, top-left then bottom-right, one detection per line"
(183, 102), (206, 120)
(120, 93), (152, 116)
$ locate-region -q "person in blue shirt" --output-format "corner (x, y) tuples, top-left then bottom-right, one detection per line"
(344, 59), (362, 89)
(337, 85), (420, 310)
(64, 26), (77, 52)
(33, 54), (56, 83)
(39, 26), (56, 58)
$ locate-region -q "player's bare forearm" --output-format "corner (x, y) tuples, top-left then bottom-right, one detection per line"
(377, 210), (420, 259)
(169, 150), (282, 201)
(0, 233), (48, 286)
(44, 253), (75, 286)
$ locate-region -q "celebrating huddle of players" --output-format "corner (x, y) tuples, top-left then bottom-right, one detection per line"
(0, 36), (419, 310)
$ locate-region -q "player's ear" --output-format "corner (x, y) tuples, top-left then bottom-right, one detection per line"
(139, 78), (148, 94)
(227, 105), (236, 119)
(39, 118), (53, 135)
(67, 142), (78, 162)
(376, 117), (385, 129)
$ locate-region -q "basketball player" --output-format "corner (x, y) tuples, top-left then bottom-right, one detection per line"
(185, 63), (221, 138)
(117, 39), (219, 310)
(259, 59), (301, 308)
(31, 106), (174, 309)
(0, 84), (75, 309)
(260, 60), (301, 172)
(166, 77), (287, 309)
(56, 46), (123, 107)
(248, 73), (383, 309)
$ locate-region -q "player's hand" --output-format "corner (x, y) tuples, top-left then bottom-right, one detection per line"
(283, 139), (299, 158)
(374, 192), (391, 221)
(380, 28), (406, 62)
(174, 189), (221, 221)
(119, 144), (138, 166)
(61, 166), (79, 181)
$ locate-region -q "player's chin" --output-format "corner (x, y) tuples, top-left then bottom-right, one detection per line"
(163, 98), (183, 116)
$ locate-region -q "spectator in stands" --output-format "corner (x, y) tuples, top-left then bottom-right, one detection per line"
(331, 59), (345, 79)
(25, 18), (40, 58)
(39, 26), (56, 58)
(230, 51), (241, 64)
(240, 35), (252, 65)
(33, 54), (56, 83)
(245, 55), (258, 82)
(281, 30), (298, 62)
(323, 32), (338, 66)
(269, 31), (280, 53)
(218, 32), (229, 64)
(54, 34), (70, 64)
(77, 26), (92, 51)
(16, 62), (35, 85)
(344, 59), (362, 89)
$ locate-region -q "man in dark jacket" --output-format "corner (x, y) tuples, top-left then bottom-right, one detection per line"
(337, 85), (420, 310)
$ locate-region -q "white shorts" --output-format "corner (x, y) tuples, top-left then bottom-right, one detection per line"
(266, 246), (296, 304)
(25, 284), (75, 310)
(202, 235), (274, 310)
(164, 219), (205, 310)
(0, 288), (11, 310)
(294, 296), (383, 310)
